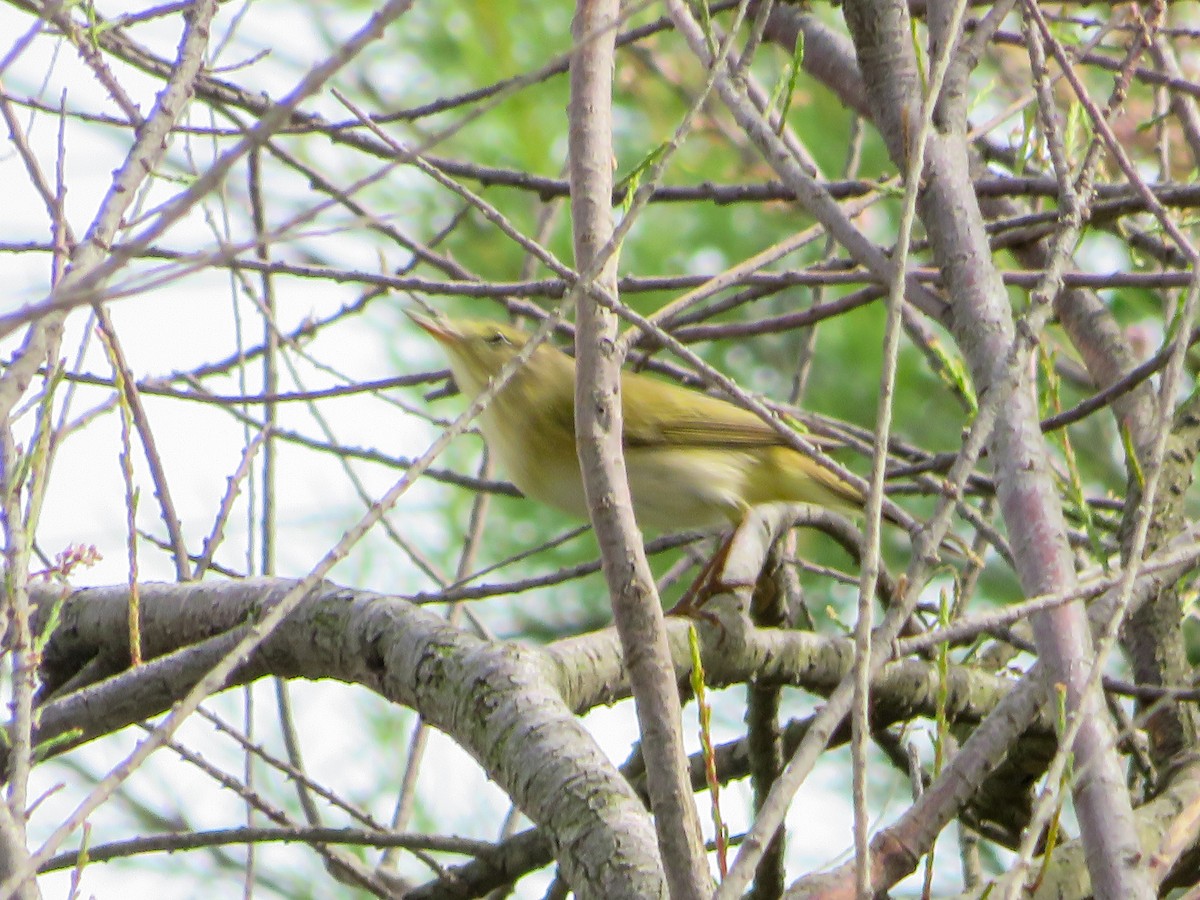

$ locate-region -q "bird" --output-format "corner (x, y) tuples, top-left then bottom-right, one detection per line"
(409, 312), (873, 535)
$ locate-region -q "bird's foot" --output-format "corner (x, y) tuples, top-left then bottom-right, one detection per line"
(666, 531), (743, 622)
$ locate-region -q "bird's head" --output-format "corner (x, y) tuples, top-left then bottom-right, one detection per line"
(407, 312), (569, 400)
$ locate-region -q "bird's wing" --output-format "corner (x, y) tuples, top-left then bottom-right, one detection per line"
(620, 375), (791, 449)
(630, 414), (785, 448)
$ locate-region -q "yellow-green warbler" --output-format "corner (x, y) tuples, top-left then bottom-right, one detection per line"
(411, 313), (876, 534)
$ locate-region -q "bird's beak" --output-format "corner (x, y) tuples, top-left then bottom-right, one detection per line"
(405, 309), (457, 345)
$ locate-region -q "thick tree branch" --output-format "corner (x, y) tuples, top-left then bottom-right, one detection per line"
(567, 1), (708, 896)
(26, 580), (667, 900)
(837, 0), (1151, 896)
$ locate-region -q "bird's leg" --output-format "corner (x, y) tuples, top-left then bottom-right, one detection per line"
(667, 528), (746, 619)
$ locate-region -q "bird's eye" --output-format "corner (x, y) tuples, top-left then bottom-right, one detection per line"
(484, 331), (511, 346)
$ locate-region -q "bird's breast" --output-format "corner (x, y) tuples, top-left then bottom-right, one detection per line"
(479, 405), (590, 517)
